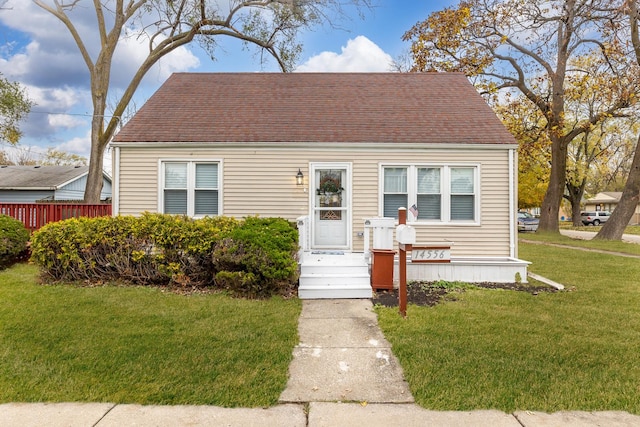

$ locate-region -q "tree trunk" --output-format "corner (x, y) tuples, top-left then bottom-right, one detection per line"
(83, 138), (106, 204)
(594, 134), (640, 240)
(566, 179), (587, 226)
(83, 112), (107, 204)
(537, 135), (568, 232)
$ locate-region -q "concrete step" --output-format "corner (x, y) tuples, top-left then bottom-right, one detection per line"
(300, 264), (369, 275)
(299, 273), (370, 287)
(297, 283), (372, 299)
(298, 251), (372, 299)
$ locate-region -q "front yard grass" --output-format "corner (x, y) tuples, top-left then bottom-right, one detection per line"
(0, 263), (301, 407)
(376, 238), (640, 413)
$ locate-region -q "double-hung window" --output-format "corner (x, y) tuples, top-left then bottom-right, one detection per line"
(382, 165), (478, 223)
(417, 167), (442, 220)
(161, 161), (220, 217)
(383, 167), (407, 217)
(450, 167), (475, 220)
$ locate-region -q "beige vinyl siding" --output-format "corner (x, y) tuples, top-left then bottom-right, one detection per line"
(116, 145), (512, 257)
(117, 150), (158, 215)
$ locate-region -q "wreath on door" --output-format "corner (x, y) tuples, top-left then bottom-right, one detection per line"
(317, 176), (343, 195)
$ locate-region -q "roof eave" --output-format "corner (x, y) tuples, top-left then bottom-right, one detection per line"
(110, 140), (518, 150)
(0, 187), (56, 191)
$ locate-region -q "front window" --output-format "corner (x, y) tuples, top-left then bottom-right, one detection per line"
(383, 167), (407, 217)
(450, 167), (475, 221)
(382, 165), (479, 223)
(161, 161), (219, 217)
(417, 167), (441, 220)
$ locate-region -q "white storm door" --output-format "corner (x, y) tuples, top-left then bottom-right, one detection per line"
(311, 164), (351, 249)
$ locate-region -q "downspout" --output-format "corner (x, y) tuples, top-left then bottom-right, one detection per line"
(112, 146), (120, 217)
(509, 148), (516, 258)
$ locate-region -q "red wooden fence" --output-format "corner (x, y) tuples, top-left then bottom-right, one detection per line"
(0, 203), (112, 232)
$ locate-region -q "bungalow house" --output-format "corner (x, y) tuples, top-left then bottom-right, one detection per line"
(584, 192), (640, 225)
(0, 165), (112, 202)
(110, 72), (528, 299)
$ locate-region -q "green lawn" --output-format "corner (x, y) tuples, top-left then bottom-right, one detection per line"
(0, 263), (301, 407)
(4, 234), (640, 412)
(376, 237), (640, 413)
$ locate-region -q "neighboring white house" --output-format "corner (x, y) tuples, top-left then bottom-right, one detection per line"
(0, 165), (112, 202)
(584, 192), (640, 225)
(110, 72), (528, 298)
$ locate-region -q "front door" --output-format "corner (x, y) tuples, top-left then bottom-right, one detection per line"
(311, 163), (351, 249)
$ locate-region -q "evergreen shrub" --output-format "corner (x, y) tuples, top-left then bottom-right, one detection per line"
(213, 217), (299, 297)
(30, 213), (298, 298)
(0, 214), (30, 269)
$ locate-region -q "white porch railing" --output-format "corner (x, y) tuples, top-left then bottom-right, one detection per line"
(297, 216), (396, 260)
(296, 216), (310, 256)
(363, 217), (396, 262)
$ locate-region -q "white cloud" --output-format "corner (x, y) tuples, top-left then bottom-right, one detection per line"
(55, 131), (92, 158)
(18, 85), (89, 140)
(47, 114), (87, 130)
(0, 2), (200, 90)
(0, 1), (200, 150)
(112, 27), (201, 88)
(296, 36), (394, 72)
(26, 85), (85, 111)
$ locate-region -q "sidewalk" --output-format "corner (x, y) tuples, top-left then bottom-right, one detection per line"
(560, 229), (640, 244)
(2, 299), (640, 426)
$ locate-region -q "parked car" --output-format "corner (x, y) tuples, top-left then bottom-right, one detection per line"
(518, 211), (539, 232)
(580, 211), (610, 226)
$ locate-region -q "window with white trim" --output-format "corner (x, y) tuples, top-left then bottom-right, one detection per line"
(382, 165), (478, 223)
(382, 167), (407, 217)
(450, 167), (475, 220)
(161, 161), (219, 217)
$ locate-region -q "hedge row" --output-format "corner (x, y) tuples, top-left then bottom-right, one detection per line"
(0, 214), (30, 270)
(30, 213), (299, 298)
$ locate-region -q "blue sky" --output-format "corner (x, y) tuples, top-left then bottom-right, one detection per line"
(0, 1), (456, 165)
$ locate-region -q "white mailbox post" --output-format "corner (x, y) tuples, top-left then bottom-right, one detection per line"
(396, 208), (415, 318)
(396, 224), (416, 246)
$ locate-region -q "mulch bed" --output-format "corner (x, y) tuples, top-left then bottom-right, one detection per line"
(371, 281), (557, 308)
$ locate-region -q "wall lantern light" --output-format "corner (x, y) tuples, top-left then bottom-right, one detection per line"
(296, 168), (304, 185)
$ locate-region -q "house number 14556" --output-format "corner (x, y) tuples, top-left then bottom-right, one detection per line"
(411, 247), (451, 263)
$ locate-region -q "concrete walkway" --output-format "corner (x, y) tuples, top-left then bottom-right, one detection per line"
(279, 299), (413, 404)
(2, 299), (640, 426)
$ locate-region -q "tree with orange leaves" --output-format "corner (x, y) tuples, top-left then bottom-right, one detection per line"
(404, 0), (639, 233)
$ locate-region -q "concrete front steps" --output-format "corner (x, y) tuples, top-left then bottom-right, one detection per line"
(298, 251), (372, 299)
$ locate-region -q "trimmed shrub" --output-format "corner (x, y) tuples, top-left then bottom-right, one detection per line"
(30, 213), (240, 286)
(213, 217), (299, 297)
(0, 214), (30, 269)
(214, 271), (258, 295)
(30, 214), (298, 298)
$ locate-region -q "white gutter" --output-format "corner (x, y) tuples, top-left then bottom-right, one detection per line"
(112, 146), (120, 216)
(509, 148), (516, 258)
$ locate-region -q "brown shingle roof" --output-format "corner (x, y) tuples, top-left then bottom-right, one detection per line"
(113, 72), (516, 145)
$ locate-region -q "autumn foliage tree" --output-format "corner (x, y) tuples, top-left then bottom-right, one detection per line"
(404, 0), (639, 233)
(0, 73), (32, 146)
(561, 52), (639, 225)
(492, 93), (550, 209)
(596, 0), (640, 240)
(33, 0), (370, 203)
(495, 54), (638, 224)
